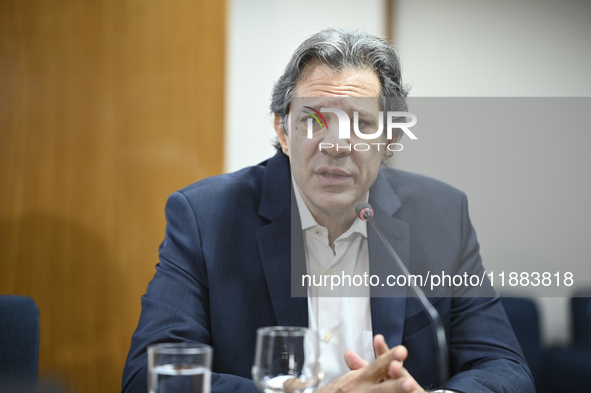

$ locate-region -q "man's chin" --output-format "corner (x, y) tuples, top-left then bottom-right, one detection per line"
(311, 196), (359, 216)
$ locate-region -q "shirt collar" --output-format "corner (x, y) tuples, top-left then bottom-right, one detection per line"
(292, 177), (368, 238)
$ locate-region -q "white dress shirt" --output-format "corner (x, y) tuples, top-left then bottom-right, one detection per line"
(293, 181), (375, 387)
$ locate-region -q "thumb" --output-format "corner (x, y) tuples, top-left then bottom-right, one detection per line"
(344, 349), (369, 371)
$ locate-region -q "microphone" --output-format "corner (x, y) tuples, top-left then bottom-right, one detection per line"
(356, 202), (449, 387)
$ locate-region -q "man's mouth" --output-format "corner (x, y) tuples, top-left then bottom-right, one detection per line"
(321, 172), (344, 178)
(316, 167), (351, 182)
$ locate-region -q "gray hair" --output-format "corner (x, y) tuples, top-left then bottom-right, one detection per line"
(271, 28), (409, 153)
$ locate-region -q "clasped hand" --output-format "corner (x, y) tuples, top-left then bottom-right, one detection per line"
(284, 335), (426, 393)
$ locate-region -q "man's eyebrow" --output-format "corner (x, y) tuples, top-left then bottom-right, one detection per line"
(298, 106), (320, 112)
(296, 102), (326, 111)
(294, 101), (380, 118)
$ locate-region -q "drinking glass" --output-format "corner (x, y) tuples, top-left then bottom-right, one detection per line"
(252, 327), (321, 393)
(148, 342), (212, 393)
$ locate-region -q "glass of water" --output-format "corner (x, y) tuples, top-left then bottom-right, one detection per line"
(252, 327), (321, 393)
(148, 342), (213, 393)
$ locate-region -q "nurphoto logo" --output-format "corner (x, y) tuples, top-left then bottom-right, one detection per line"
(301, 106), (417, 152)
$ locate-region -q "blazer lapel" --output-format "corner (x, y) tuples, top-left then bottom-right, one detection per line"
(368, 171), (411, 347)
(255, 154), (308, 328)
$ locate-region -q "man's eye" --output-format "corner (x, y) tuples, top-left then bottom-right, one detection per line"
(354, 119), (375, 133)
(302, 117), (323, 132)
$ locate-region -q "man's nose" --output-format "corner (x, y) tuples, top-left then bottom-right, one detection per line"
(319, 123), (352, 157)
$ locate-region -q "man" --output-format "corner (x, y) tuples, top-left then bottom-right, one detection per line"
(122, 29), (534, 393)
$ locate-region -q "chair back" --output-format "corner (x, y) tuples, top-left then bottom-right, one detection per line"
(0, 295), (40, 386)
(571, 289), (591, 349)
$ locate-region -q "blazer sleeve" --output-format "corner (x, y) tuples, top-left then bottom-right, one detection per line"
(445, 193), (535, 393)
(121, 191), (260, 393)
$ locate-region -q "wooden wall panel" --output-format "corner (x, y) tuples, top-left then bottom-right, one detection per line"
(0, 1), (226, 392)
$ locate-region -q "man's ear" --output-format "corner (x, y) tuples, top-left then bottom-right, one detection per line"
(273, 113), (289, 155)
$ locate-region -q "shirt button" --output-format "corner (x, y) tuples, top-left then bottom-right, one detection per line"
(323, 332), (332, 342)
(325, 268), (333, 275)
(314, 228), (322, 236)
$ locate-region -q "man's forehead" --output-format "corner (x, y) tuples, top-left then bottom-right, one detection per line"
(293, 63), (381, 98)
(291, 96), (381, 114)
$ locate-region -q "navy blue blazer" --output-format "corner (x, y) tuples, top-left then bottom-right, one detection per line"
(122, 153), (534, 393)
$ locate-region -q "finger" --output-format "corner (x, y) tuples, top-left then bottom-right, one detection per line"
(388, 359), (412, 380)
(344, 349), (369, 370)
(371, 376), (422, 393)
(373, 334), (389, 356)
(372, 335), (392, 381)
(363, 345), (408, 381)
(391, 345), (408, 362)
(283, 377), (308, 393)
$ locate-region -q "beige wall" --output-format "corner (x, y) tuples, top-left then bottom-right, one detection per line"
(0, 1), (226, 392)
(392, 0), (591, 345)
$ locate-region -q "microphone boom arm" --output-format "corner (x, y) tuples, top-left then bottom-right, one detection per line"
(358, 204), (449, 387)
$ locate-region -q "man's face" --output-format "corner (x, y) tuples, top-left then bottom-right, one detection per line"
(275, 63), (388, 220)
